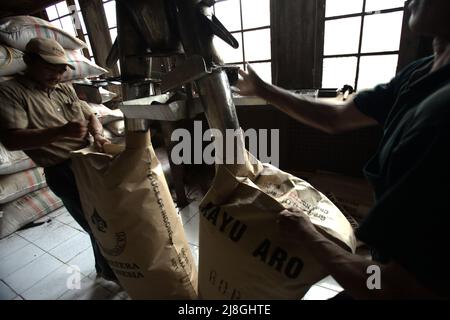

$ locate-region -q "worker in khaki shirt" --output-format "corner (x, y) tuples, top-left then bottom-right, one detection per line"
(0, 37), (117, 281)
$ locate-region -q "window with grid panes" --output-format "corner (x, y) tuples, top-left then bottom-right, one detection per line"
(213, 0), (272, 83)
(322, 0), (406, 91)
(46, 1), (94, 61)
(102, 0), (117, 44)
(102, 0), (119, 71)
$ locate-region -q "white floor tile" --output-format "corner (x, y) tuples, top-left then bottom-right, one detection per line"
(58, 276), (115, 300)
(0, 280), (17, 300)
(302, 285), (340, 300)
(67, 248), (95, 277)
(0, 243), (45, 279)
(47, 207), (68, 219)
(17, 219), (64, 243)
(315, 276), (343, 292)
(189, 244), (199, 269)
(21, 265), (77, 300)
(33, 224), (81, 252)
(183, 213), (199, 246)
(49, 232), (91, 263)
(179, 200), (200, 225)
(67, 221), (85, 233)
(4, 253), (64, 294)
(0, 234), (29, 261)
(55, 211), (76, 225)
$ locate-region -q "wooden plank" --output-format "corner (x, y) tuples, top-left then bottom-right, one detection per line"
(0, 0), (61, 18)
(65, 0), (90, 59)
(78, 0), (119, 77)
(270, 0), (325, 89)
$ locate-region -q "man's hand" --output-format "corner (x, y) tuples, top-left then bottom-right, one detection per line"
(61, 121), (88, 139)
(277, 209), (319, 242)
(93, 133), (111, 152)
(235, 64), (267, 97)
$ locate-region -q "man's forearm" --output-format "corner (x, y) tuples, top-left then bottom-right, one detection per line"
(304, 231), (438, 299)
(87, 114), (104, 137)
(257, 83), (343, 133)
(304, 231), (382, 299)
(1, 127), (63, 151)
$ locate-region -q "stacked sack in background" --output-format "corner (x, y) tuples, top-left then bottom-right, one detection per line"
(73, 82), (125, 143)
(0, 15), (107, 81)
(0, 15), (110, 238)
(0, 143), (63, 238)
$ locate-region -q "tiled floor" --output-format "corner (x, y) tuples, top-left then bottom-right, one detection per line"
(0, 189), (343, 300)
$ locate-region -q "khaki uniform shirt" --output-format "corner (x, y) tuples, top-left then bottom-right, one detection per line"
(0, 75), (94, 167)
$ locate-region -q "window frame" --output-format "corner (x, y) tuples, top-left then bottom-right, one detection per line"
(322, 0), (406, 90)
(46, 0), (93, 60)
(213, 0), (271, 78)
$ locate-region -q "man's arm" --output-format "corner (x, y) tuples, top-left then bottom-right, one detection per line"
(236, 65), (377, 134)
(87, 113), (110, 151)
(1, 122), (88, 151)
(278, 210), (440, 299)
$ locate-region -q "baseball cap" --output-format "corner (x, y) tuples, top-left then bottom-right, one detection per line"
(25, 37), (75, 70)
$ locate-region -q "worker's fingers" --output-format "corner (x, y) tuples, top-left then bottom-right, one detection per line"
(238, 69), (248, 78)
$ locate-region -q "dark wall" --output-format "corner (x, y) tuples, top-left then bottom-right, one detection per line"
(236, 105), (381, 178)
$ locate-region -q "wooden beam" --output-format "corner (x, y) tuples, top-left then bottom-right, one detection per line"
(64, 0), (90, 59)
(270, 0), (325, 89)
(0, 0), (61, 18)
(78, 0), (119, 77)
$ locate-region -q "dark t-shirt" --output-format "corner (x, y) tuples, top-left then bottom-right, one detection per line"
(353, 56), (450, 297)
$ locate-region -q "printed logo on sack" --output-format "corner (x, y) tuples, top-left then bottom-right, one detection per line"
(171, 121), (280, 167)
(66, 265), (81, 290)
(91, 209), (127, 256)
(91, 210), (108, 233)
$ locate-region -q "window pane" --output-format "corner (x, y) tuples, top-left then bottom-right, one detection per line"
(244, 28), (271, 61)
(60, 16), (76, 36)
(365, 0), (406, 12)
(46, 5), (58, 21)
(110, 28), (117, 43)
(326, 0), (363, 17)
(214, 0), (241, 32)
(56, 1), (70, 16)
(250, 62), (272, 84)
(242, 0), (270, 29)
(213, 33), (243, 64)
(357, 55), (398, 90)
(322, 57), (358, 88)
(324, 17), (361, 55)
(361, 12), (403, 53)
(104, 0), (117, 29)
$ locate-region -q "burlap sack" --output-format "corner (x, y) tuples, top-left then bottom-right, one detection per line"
(0, 45), (26, 76)
(198, 153), (356, 300)
(0, 16), (86, 51)
(0, 186), (62, 239)
(0, 143), (36, 175)
(0, 168), (46, 204)
(62, 50), (108, 81)
(71, 132), (197, 299)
